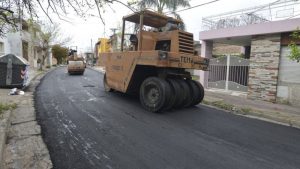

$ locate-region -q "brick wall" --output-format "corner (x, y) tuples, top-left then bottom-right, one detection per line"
(248, 34), (281, 102)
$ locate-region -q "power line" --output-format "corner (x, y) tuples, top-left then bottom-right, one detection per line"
(247, 0), (281, 15)
(165, 0), (221, 14)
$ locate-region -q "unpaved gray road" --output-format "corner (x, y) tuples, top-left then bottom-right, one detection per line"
(35, 67), (300, 169)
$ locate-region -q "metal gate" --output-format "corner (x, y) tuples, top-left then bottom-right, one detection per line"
(208, 55), (250, 92)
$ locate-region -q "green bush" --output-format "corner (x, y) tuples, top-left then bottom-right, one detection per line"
(288, 29), (300, 63)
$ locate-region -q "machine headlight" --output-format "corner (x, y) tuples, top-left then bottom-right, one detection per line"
(159, 51), (168, 60)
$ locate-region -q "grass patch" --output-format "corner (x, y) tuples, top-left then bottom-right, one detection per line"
(204, 100), (254, 115)
(0, 103), (17, 115)
(203, 100), (234, 111)
(202, 100), (210, 105)
(239, 107), (252, 115)
(212, 101), (234, 111)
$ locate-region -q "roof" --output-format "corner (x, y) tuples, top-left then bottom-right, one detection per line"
(123, 10), (182, 28)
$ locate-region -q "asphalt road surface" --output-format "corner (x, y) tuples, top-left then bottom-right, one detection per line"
(35, 67), (300, 169)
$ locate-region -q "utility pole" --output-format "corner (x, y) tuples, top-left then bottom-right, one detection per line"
(110, 28), (118, 51)
(110, 28), (117, 35)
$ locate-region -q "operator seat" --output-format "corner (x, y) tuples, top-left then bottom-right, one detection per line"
(164, 17), (179, 31)
(129, 34), (138, 51)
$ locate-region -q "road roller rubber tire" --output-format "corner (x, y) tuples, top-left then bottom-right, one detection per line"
(176, 79), (192, 108)
(164, 79), (182, 110)
(140, 77), (171, 112)
(186, 79), (201, 107)
(172, 79), (185, 109)
(103, 73), (113, 92)
(192, 80), (205, 105)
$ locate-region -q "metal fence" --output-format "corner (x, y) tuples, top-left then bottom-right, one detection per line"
(208, 55), (250, 92)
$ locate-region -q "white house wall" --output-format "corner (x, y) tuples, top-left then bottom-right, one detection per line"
(277, 46), (300, 106)
(4, 31), (40, 68)
(0, 37), (10, 55)
(6, 32), (22, 56)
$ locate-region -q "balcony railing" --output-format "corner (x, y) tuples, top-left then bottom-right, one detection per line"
(201, 0), (300, 31)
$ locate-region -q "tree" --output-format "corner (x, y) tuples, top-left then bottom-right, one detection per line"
(27, 20), (71, 70)
(136, 0), (190, 14)
(52, 44), (68, 65)
(288, 29), (300, 63)
(135, 0), (190, 30)
(0, 5), (16, 35)
(0, 0), (135, 36)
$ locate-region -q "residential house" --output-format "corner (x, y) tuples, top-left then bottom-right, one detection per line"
(198, 0), (300, 106)
(0, 20), (48, 69)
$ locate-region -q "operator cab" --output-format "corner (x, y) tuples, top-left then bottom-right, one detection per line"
(121, 10), (184, 52)
(68, 49), (77, 56)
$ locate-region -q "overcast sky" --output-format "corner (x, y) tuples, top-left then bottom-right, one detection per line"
(47, 0), (278, 52)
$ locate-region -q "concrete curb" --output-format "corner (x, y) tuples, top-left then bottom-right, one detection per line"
(0, 110), (12, 169)
(202, 99), (300, 129)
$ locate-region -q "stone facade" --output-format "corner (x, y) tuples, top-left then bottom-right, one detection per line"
(248, 34), (281, 102)
(213, 43), (243, 56)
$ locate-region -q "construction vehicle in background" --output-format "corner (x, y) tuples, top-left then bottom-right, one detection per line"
(100, 10), (209, 112)
(95, 38), (111, 66)
(67, 47), (86, 75)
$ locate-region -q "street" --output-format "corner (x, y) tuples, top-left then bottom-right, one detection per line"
(35, 67), (300, 169)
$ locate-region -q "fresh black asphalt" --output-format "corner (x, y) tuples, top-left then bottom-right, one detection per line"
(35, 67), (300, 169)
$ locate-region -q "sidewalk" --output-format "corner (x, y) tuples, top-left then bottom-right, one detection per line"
(0, 68), (53, 169)
(203, 89), (300, 128)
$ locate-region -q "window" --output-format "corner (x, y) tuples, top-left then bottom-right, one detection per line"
(34, 47), (37, 59)
(0, 42), (4, 55)
(22, 41), (29, 61)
